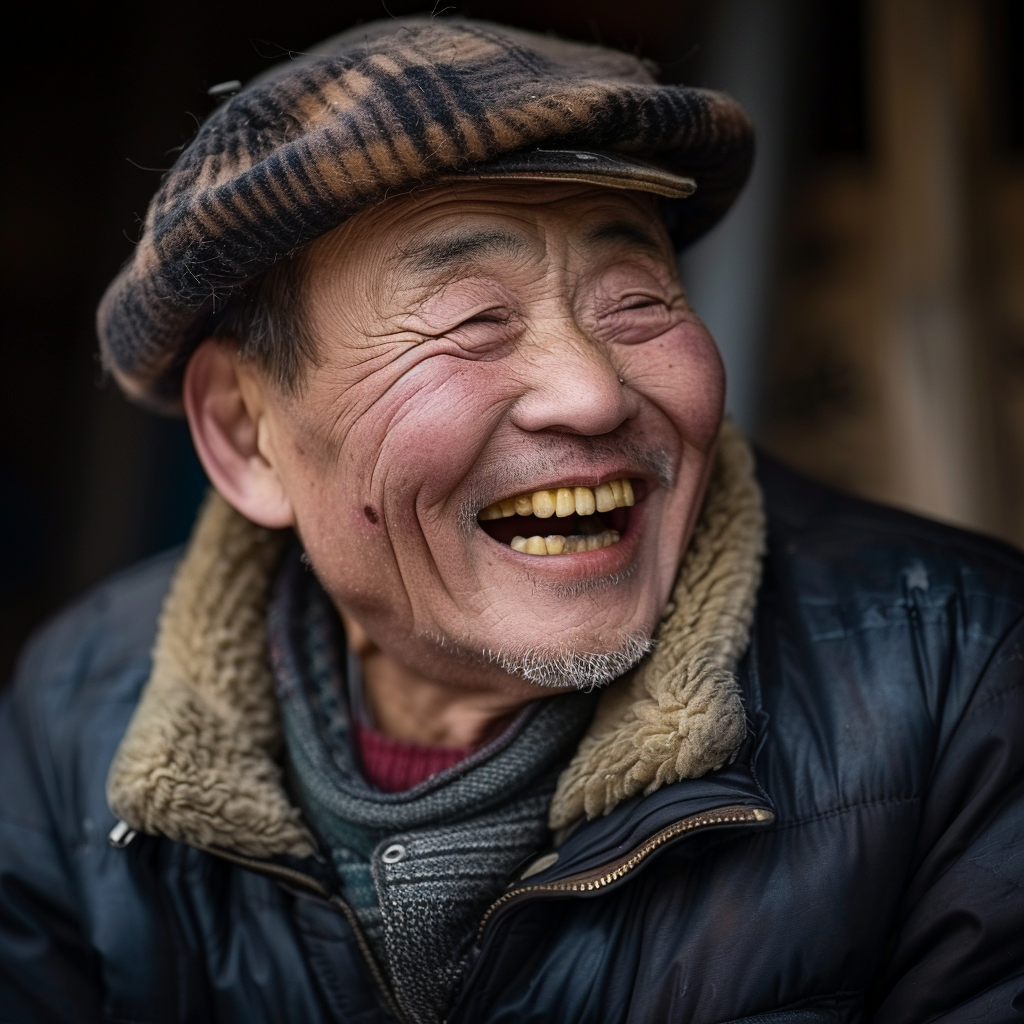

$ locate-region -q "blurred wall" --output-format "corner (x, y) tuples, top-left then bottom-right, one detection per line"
(2, 0), (1021, 684)
(760, 0), (1024, 550)
(680, 0), (802, 434)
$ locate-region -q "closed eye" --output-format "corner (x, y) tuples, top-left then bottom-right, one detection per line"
(600, 295), (667, 317)
(459, 307), (516, 327)
(623, 297), (661, 308)
(589, 293), (681, 345)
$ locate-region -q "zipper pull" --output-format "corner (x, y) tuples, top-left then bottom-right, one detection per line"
(108, 820), (137, 848)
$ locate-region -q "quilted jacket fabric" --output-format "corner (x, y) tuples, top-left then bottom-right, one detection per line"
(1, 454), (1023, 1023)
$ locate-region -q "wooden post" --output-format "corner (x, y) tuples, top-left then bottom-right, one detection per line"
(869, 0), (999, 529)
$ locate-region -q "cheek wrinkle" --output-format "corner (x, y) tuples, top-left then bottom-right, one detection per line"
(364, 505), (379, 524)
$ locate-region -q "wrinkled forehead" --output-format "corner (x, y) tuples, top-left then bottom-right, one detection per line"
(305, 180), (674, 284)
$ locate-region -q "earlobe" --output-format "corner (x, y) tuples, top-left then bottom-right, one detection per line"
(182, 339), (296, 529)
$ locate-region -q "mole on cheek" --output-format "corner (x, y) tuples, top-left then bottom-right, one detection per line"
(363, 505), (379, 524)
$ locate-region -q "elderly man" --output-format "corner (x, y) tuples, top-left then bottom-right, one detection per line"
(2, 17), (1023, 1024)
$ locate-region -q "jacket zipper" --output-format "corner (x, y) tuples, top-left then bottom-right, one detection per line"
(173, 840), (405, 1022)
(476, 804), (772, 941)
(113, 804), (771, 1021)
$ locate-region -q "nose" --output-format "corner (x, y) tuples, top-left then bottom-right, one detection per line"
(508, 322), (638, 437)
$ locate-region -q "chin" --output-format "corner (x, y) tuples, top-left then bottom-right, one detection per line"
(489, 628), (656, 691)
(433, 603), (658, 692)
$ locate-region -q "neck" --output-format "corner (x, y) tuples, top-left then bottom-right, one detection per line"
(340, 612), (533, 747)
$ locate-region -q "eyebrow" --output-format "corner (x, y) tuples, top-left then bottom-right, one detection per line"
(399, 229), (530, 273)
(582, 219), (664, 253)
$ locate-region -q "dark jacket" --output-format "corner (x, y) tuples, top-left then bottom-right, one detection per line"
(2, 456), (1024, 1024)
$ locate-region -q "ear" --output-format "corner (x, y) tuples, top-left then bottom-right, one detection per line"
(182, 339), (295, 529)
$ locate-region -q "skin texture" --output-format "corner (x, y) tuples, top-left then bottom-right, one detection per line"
(184, 181), (725, 746)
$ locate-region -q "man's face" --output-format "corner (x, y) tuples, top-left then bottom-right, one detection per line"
(258, 181), (724, 693)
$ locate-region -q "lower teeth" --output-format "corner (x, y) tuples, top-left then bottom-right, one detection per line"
(510, 530), (620, 555)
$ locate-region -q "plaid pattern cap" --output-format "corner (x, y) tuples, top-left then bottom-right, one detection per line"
(97, 17), (755, 410)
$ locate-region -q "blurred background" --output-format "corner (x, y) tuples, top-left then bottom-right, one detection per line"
(2, 0), (1023, 682)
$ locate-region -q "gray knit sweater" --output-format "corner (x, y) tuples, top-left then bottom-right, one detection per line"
(269, 549), (596, 1024)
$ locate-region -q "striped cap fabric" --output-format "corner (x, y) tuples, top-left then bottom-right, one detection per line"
(97, 17), (755, 410)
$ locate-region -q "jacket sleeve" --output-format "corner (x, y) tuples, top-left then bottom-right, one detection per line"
(870, 614), (1024, 1023)
(0, 642), (105, 1023)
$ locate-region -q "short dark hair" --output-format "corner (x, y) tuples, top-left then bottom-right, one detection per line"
(214, 251), (318, 393)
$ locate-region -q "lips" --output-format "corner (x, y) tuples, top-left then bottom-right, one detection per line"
(476, 477), (639, 556)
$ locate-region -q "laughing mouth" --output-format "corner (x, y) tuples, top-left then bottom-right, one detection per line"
(476, 479), (637, 556)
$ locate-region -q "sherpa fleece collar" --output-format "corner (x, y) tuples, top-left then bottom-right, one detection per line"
(106, 422), (764, 858)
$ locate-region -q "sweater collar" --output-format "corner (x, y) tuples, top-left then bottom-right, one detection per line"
(106, 421), (765, 859)
(272, 542), (596, 835)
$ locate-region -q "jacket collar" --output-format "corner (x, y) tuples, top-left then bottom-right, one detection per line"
(106, 421), (765, 859)
(515, 638), (775, 890)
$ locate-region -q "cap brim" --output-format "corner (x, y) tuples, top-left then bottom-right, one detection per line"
(443, 148), (697, 199)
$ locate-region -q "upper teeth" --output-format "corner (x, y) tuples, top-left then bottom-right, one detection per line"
(479, 478), (634, 520)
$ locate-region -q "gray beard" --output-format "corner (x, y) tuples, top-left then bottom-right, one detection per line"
(427, 630), (655, 692)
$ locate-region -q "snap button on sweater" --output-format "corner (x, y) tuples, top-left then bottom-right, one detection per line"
(382, 844), (407, 865)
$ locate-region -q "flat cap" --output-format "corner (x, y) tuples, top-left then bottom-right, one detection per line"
(98, 17), (754, 410)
